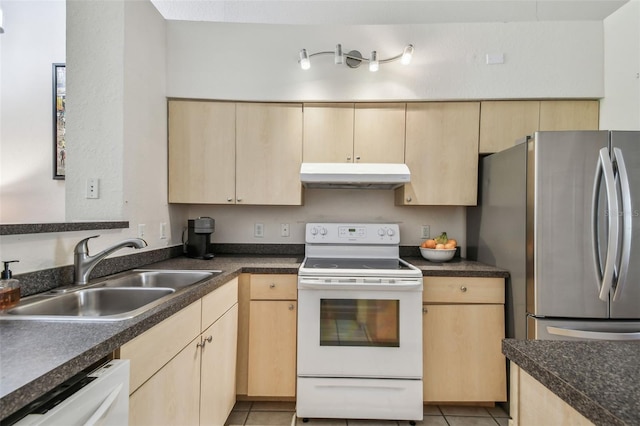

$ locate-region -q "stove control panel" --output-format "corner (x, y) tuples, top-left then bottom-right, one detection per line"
(306, 223), (400, 244)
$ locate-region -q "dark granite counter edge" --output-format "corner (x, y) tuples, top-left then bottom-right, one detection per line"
(502, 340), (624, 426)
(0, 221), (129, 235)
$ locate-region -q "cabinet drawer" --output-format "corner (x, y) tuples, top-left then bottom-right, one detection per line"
(250, 274), (297, 300)
(423, 277), (504, 304)
(202, 277), (238, 330)
(119, 300), (201, 393)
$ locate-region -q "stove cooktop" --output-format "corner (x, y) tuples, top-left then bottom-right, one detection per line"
(302, 257), (413, 271)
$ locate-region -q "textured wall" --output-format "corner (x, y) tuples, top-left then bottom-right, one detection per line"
(166, 20), (604, 101)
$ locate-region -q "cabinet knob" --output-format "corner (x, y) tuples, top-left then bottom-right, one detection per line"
(347, 156), (352, 161)
(289, 304), (295, 311)
(227, 197), (233, 202)
(406, 196), (412, 202)
(269, 283), (276, 288)
(460, 286), (468, 293)
(237, 198), (242, 202)
(205, 335), (212, 343)
(196, 341), (205, 349)
(355, 156), (361, 162)
(423, 307), (428, 314)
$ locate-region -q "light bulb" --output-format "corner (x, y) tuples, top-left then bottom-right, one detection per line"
(299, 49), (310, 70)
(401, 45), (414, 65)
(335, 44), (343, 65)
(369, 51), (379, 72)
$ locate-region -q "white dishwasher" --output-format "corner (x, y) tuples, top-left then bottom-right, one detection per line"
(6, 359), (129, 426)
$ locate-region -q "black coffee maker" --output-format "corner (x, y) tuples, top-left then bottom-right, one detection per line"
(186, 217), (215, 260)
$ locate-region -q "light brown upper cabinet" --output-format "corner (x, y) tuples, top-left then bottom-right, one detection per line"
(479, 100), (600, 154)
(539, 100), (599, 131)
(236, 103), (303, 205)
(479, 101), (540, 154)
(169, 100), (303, 205)
(396, 102), (480, 206)
(303, 103), (406, 163)
(168, 100), (236, 204)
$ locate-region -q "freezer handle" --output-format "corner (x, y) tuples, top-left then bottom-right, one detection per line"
(547, 326), (640, 341)
(612, 147), (632, 302)
(596, 148), (620, 301)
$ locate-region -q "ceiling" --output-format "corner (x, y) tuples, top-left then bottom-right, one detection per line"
(149, 0), (629, 25)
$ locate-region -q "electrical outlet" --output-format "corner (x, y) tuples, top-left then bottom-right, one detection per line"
(421, 225), (430, 239)
(160, 222), (167, 239)
(86, 178), (99, 199)
(254, 223), (264, 238)
(281, 223), (290, 237)
(138, 224), (146, 238)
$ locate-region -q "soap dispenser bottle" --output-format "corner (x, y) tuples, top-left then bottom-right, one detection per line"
(1, 260), (21, 310)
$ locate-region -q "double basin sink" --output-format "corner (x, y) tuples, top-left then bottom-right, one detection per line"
(0, 269), (221, 321)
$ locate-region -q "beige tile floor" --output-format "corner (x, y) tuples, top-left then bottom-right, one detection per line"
(225, 401), (510, 426)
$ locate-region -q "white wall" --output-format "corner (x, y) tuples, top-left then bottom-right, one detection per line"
(0, 0), (66, 223)
(167, 20), (604, 101)
(601, 0), (640, 130)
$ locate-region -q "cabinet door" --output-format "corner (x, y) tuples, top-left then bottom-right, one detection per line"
(247, 300), (297, 397)
(479, 101), (540, 154)
(398, 102), (480, 206)
(539, 100), (599, 131)
(303, 103), (355, 163)
(200, 304), (239, 426)
(353, 103), (406, 163)
(236, 103), (303, 205)
(423, 304), (506, 402)
(168, 100), (236, 204)
(129, 336), (201, 426)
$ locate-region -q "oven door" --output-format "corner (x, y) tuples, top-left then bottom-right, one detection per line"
(297, 277), (423, 379)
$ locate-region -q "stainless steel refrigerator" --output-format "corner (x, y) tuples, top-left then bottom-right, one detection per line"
(467, 131), (640, 341)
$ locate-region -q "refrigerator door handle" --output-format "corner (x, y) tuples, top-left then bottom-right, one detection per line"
(612, 147), (632, 302)
(597, 148), (620, 301)
(547, 326), (640, 341)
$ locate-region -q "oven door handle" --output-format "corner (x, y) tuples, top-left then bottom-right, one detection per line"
(298, 279), (423, 291)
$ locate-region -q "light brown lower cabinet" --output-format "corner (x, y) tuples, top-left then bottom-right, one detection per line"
(509, 363), (593, 425)
(119, 278), (239, 425)
(246, 275), (297, 398)
(422, 277), (506, 403)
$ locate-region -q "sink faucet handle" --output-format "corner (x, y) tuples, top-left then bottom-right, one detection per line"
(74, 235), (100, 255)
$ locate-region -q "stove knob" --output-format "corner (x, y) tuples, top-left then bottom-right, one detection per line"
(319, 227), (327, 236)
(387, 228), (395, 237)
(377, 228), (386, 236)
(310, 227), (318, 235)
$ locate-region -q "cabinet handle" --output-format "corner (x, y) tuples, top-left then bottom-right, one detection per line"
(406, 196), (412, 202)
(460, 286), (468, 293)
(269, 283), (276, 288)
(289, 304), (295, 311)
(355, 156), (361, 162)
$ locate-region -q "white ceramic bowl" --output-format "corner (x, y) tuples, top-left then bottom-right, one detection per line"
(420, 247), (456, 262)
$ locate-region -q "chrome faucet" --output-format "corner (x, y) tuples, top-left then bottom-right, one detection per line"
(74, 235), (147, 285)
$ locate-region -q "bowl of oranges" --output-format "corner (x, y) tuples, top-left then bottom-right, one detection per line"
(420, 232), (457, 262)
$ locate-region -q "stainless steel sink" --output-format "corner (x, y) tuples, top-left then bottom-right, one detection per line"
(0, 269), (221, 321)
(3, 288), (175, 321)
(100, 269), (219, 290)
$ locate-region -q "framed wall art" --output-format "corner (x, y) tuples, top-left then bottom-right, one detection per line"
(53, 63), (66, 179)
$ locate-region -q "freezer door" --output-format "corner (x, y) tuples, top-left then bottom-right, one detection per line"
(609, 131), (640, 318)
(530, 131), (609, 318)
(529, 316), (640, 341)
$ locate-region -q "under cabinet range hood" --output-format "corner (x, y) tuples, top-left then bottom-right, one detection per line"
(300, 163), (411, 189)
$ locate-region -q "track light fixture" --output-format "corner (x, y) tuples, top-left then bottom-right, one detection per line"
(298, 43), (414, 71)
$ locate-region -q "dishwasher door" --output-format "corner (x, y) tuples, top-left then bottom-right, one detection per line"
(11, 359), (129, 426)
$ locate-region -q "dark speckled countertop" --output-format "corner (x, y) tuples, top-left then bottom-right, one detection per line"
(503, 339), (640, 426)
(0, 255), (505, 420)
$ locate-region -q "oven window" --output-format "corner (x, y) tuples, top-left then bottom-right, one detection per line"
(319, 299), (399, 347)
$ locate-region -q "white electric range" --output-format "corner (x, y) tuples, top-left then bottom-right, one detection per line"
(296, 223), (423, 422)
